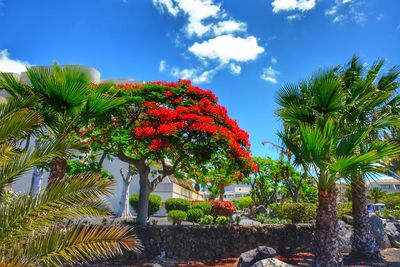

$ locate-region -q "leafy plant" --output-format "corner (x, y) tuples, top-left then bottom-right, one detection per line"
(167, 210), (187, 225)
(215, 216), (228, 225)
(210, 200), (236, 217)
(165, 198), (190, 212)
(237, 196), (254, 210)
(129, 194), (162, 218)
(369, 187), (386, 203)
(337, 202), (352, 219)
(200, 215), (214, 225)
(191, 201), (212, 215)
(187, 208), (204, 224)
(269, 203), (316, 223)
(256, 213), (289, 224)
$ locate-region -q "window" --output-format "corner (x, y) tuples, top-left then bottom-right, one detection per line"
(380, 184), (391, 190)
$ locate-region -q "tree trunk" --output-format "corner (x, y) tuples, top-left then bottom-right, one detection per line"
(219, 185), (225, 201)
(29, 166), (43, 196)
(350, 177), (380, 259)
(314, 188), (342, 267)
(138, 168), (151, 226)
(99, 151), (107, 167)
(117, 166), (133, 218)
(48, 157), (67, 185)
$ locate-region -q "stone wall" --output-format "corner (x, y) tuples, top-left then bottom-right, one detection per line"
(131, 224), (314, 260)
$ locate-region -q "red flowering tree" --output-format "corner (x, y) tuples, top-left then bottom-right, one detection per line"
(83, 80), (254, 225)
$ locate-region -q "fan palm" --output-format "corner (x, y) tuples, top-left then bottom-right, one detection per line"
(276, 68), (400, 266)
(338, 57), (400, 258)
(369, 187), (386, 203)
(0, 94), (141, 265)
(0, 64), (124, 185)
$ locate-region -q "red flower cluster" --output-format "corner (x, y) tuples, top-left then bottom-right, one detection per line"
(210, 200), (236, 217)
(113, 80), (255, 171)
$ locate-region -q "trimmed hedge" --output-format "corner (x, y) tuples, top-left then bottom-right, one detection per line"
(237, 196), (254, 210)
(191, 201), (212, 215)
(129, 194), (162, 218)
(165, 198), (190, 212)
(215, 216), (228, 225)
(167, 210), (187, 225)
(269, 203), (316, 223)
(187, 208), (204, 223)
(200, 215), (214, 225)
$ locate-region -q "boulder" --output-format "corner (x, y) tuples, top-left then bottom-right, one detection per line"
(385, 222), (400, 248)
(338, 220), (353, 253)
(342, 215), (353, 225)
(237, 246), (277, 267)
(251, 258), (293, 267)
(370, 215), (391, 249)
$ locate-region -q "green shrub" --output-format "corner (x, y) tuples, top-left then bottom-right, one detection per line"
(167, 210), (187, 225)
(129, 194), (162, 218)
(337, 202), (352, 219)
(165, 198), (190, 212)
(187, 208), (204, 223)
(383, 193), (400, 209)
(215, 216), (228, 225)
(382, 209), (400, 219)
(191, 201), (212, 215)
(256, 213), (289, 224)
(269, 203), (316, 223)
(237, 196), (254, 210)
(200, 215), (214, 225)
(235, 215), (242, 225)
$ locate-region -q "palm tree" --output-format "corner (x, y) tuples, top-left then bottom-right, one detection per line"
(0, 93), (141, 265)
(369, 187), (386, 203)
(276, 69), (400, 266)
(0, 65), (124, 186)
(338, 57), (400, 259)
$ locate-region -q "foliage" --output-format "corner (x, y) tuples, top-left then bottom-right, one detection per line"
(256, 213), (289, 224)
(337, 202), (352, 219)
(235, 214), (242, 224)
(191, 201), (212, 215)
(67, 153), (113, 180)
(0, 189), (17, 206)
(382, 192), (400, 209)
(167, 210), (187, 225)
(210, 200), (236, 217)
(269, 203), (316, 223)
(237, 196), (254, 210)
(382, 209), (400, 219)
(200, 215), (214, 225)
(129, 194), (162, 218)
(165, 198), (190, 212)
(215, 216), (228, 225)
(369, 187), (387, 203)
(187, 208), (204, 223)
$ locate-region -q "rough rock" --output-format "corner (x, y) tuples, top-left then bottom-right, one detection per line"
(338, 220), (353, 253)
(370, 215), (391, 249)
(342, 215), (353, 225)
(251, 258), (293, 267)
(385, 222), (400, 248)
(237, 246), (277, 267)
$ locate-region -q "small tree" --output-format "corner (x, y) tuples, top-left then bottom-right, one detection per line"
(369, 187), (386, 203)
(84, 80), (254, 224)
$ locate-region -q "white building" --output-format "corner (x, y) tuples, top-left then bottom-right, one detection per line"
(223, 184), (251, 200)
(368, 177), (400, 194)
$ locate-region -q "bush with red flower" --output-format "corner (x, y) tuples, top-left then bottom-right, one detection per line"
(210, 200), (236, 217)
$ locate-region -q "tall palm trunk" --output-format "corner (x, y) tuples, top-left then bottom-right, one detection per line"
(350, 177), (380, 258)
(314, 187), (342, 267)
(48, 156), (67, 185)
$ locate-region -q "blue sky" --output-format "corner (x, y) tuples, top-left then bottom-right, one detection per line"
(0, 0), (399, 158)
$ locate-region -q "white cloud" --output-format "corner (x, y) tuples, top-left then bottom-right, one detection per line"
(152, 0), (179, 16)
(325, 6), (337, 16)
(271, 56), (278, 64)
(212, 20), (247, 35)
(342, 0), (352, 3)
(260, 66), (279, 84)
(333, 15), (345, 23)
(189, 35), (264, 64)
(159, 60), (167, 72)
(171, 66), (218, 83)
(287, 14), (301, 20)
(228, 63), (241, 75)
(272, 0), (316, 13)
(0, 49), (30, 74)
